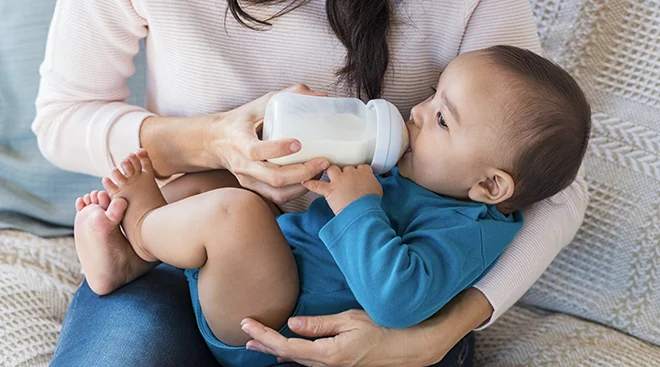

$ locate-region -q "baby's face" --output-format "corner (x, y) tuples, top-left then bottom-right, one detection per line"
(398, 51), (512, 199)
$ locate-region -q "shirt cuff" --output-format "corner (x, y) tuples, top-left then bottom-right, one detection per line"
(471, 283), (507, 330)
(101, 105), (155, 173)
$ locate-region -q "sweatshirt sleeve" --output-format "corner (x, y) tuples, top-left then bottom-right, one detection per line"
(31, 0), (155, 177)
(319, 195), (487, 329)
(473, 175), (589, 329)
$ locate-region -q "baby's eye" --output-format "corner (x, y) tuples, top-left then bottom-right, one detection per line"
(437, 112), (448, 128)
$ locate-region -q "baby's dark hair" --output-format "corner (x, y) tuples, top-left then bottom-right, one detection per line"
(482, 45), (591, 213)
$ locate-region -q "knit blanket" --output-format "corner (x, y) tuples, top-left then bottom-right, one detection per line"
(1, 0), (659, 366)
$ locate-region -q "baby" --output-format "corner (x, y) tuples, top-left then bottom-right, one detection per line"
(74, 45), (590, 366)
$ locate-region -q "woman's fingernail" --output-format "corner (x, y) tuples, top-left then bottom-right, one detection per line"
(321, 162), (330, 170)
(289, 317), (303, 329)
(290, 142), (301, 152)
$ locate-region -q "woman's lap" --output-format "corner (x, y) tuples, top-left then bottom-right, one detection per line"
(51, 263), (474, 367)
(51, 264), (218, 367)
(430, 332), (475, 367)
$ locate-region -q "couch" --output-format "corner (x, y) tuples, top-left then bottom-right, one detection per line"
(1, 0), (658, 366)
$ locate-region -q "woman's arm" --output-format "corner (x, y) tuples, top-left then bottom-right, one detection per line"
(31, 0), (326, 202)
(32, 0), (153, 176)
(474, 175), (589, 327)
(459, 0), (589, 328)
(32, 0), (222, 178)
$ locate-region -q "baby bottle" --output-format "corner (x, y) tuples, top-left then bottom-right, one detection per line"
(262, 92), (409, 174)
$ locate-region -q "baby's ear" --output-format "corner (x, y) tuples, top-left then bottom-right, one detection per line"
(468, 169), (514, 205)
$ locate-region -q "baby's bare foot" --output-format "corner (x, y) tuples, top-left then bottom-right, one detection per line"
(74, 190), (150, 295)
(102, 150), (166, 262)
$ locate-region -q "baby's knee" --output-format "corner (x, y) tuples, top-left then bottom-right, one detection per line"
(202, 188), (269, 220)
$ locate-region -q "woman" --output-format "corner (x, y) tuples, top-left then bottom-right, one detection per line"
(33, 0), (588, 366)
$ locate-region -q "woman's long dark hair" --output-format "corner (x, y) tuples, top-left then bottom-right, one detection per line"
(226, 0), (391, 100)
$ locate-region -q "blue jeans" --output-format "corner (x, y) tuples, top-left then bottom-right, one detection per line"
(51, 264), (474, 367)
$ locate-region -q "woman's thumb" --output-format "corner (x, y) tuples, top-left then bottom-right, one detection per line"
(287, 314), (345, 337)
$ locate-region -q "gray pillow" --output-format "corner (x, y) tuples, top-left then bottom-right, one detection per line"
(0, 0), (146, 236)
(520, 0), (660, 347)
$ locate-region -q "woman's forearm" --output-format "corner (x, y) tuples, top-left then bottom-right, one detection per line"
(473, 176), (588, 328)
(139, 114), (224, 177)
(32, 0), (152, 177)
(408, 288), (493, 366)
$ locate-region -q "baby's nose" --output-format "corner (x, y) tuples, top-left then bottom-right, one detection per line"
(410, 115), (423, 128)
(409, 106), (423, 127)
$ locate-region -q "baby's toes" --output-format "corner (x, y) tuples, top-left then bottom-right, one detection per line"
(126, 153), (143, 174)
(111, 168), (128, 186)
(83, 194), (92, 206)
(102, 177), (120, 195)
(137, 149), (154, 175)
(121, 158), (136, 178)
(98, 191), (111, 209)
(105, 198), (128, 225)
(75, 197), (85, 212)
(90, 190), (100, 204)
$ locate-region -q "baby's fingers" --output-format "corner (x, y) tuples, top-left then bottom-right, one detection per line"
(302, 180), (332, 196)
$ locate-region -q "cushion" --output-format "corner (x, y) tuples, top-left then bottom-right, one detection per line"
(477, 305), (660, 365)
(0, 0), (146, 237)
(518, 0), (660, 346)
(0, 230), (80, 365)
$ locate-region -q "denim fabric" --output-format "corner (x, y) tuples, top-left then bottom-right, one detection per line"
(53, 264), (474, 367)
(0, 0), (146, 236)
(50, 264), (219, 367)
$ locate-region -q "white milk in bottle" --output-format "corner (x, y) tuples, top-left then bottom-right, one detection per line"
(262, 92), (409, 174)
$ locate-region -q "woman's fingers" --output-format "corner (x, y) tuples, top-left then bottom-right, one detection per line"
(242, 138), (301, 162)
(241, 319), (330, 364)
(282, 83), (313, 95)
(235, 174), (309, 205)
(243, 159), (329, 189)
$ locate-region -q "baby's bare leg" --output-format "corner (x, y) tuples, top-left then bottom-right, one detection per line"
(104, 152), (298, 347)
(160, 170), (240, 203)
(160, 170), (281, 215)
(152, 189), (299, 346)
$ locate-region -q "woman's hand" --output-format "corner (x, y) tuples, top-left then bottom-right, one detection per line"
(241, 310), (427, 367)
(240, 288), (493, 367)
(207, 84), (330, 204)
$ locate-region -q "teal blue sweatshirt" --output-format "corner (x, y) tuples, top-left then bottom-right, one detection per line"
(305, 169), (524, 328)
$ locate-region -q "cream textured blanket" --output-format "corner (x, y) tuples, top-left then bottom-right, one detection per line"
(1, 0), (658, 366)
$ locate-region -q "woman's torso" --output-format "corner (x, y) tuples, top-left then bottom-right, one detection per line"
(138, 0), (472, 120)
(137, 0), (475, 210)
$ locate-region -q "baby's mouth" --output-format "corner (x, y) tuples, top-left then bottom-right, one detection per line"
(404, 120), (414, 154)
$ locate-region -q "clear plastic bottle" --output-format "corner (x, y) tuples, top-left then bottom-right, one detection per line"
(262, 92), (409, 174)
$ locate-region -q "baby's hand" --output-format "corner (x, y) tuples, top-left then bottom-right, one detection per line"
(303, 165), (383, 215)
